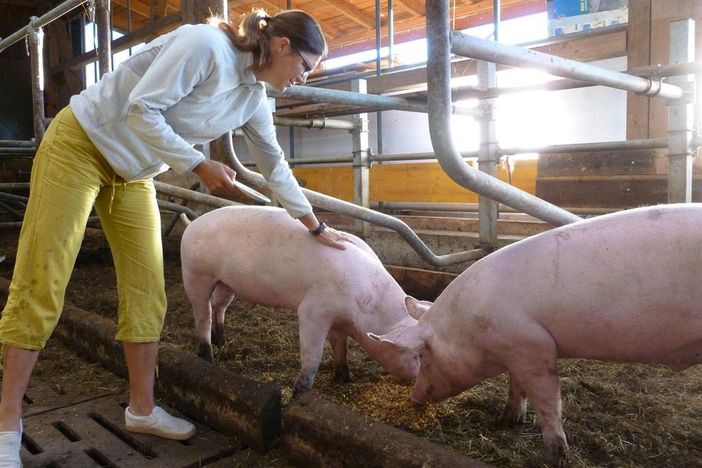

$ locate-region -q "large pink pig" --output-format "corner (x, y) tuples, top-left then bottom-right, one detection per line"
(180, 205), (420, 394)
(370, 204), (702, 467)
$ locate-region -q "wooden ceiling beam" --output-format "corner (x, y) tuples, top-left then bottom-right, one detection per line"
(397, 0), (425, 17)
(112, 0), (153, 19)
(318, 0), (375, 29)
(150, 0), (169, 21)
(326, 0), (543, 57)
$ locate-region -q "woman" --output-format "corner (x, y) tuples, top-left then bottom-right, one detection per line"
(0, 9), (348, 465)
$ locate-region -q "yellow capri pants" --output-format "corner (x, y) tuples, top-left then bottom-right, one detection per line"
(0, 106), (166, 350)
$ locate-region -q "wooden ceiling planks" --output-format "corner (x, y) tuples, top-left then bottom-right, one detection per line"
(111, 0), (179, 31)
(317, 0), (376, 29)
(98, 0), (546, 56)
(396, 0), (425, 17)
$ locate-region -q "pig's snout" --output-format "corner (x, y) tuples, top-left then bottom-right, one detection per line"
(392, 351), (420, 383)
(410, 380), (432, 405)
(410, 391), (429, 406)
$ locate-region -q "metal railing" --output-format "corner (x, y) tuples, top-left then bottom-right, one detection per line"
(2, 0), (699, 268)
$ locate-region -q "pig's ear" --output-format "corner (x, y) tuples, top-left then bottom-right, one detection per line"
(405, 296), (433, 320)
(367, 322), (429, 352)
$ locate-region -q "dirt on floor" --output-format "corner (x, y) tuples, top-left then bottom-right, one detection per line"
(1, 223), (702, 468)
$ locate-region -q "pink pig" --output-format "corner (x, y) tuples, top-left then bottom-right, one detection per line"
(180, 205), (420, 394)
(371, 204), (702, 466)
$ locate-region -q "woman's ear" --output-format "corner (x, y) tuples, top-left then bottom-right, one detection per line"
(270, 36), (290, 54)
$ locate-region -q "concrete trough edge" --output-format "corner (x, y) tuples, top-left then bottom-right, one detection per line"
(284, 392), (489, 467)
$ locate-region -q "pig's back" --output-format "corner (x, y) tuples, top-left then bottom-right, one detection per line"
(449, 204), (702, 363)
(181, 206), (386, 307)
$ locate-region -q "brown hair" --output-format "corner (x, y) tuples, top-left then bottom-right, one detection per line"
(218, 9), (327, 71)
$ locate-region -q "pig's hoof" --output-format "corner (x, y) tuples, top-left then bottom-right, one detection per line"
(333, 366), (355, 384)
(497, 406), (527, 427)
(292, 375), (314, 398)
(197, 343), (215, 362)
(292, 383), (312, 398)
(545, 437), (569, 468)
(212, 326), (225, 346)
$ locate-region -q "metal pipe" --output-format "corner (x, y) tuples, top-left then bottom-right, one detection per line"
(153, 181), (240, 209)
(280, 85), (425, 113)
(426, 1), (581, 227)
(0, 201), (25, 220)
(351, 79), (371, 235)
(453, 77), (593, 101)
(387, 0), (393, 68)
(500, 138), (670, 155)
(220, 132), (489, 267)
(374, 150), (479, 162)
(289, 127), (295, 159)
(28, 22), (46, 144)
(370, 201), (619, 216)
(666, 19), (696, 203)
(375, 0), (382, 76)
(273, 116), (355, 131)
(242, 155), (353, 166)
(493, 0), (500, 42)
(0, 183), (30, 191)
(0, 182), (233, 216)
(0, 141), (35, 148)
(477, 59), (498, 245)
(156, 199), (199, 220)
(127, 0), (132, 55)
(278, 84), (482, 117)
(0, 0), (89, 53)
(0, 148), (37, 155)
(161, 182), (200, 237)
(208, 136), (677, 169)
(450, 30), (684, 100)
(0, 192), (28, 204)
(96, 0), (112, 77)
(310, 62), (422, 88)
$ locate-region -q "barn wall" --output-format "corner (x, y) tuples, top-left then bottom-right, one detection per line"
(0, 4), (38, 141)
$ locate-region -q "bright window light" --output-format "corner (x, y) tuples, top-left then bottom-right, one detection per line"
(84, 23), (144, 86)
(324, 12), (548, 71)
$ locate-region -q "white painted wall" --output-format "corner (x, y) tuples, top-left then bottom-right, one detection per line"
(233, 56), (628, 161)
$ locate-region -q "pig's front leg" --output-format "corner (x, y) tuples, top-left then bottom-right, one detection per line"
(210, 282), (235, 346)
(497, 372), (528, 426)
(293, 302), (333, 396)
(327, 329), (354, 383)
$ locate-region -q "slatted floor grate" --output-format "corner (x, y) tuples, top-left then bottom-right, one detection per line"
(20, 388), (245, 467)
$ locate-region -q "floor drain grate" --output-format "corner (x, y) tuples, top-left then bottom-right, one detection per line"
(88, 412), (158, 459)
(21, 392), (243, 467)
(85, 447), (120, 467)
(52, 420), (81, 442)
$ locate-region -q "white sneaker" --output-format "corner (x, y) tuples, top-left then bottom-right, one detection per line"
(124, 406), (195, 441)
(0, 420), (22, 468)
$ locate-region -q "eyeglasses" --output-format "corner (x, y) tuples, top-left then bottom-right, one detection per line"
(292, 46), (313, 78)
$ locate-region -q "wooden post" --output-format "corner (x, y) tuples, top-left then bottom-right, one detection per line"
(181, 0), (227, 25)
(626, 0), (652, 140)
